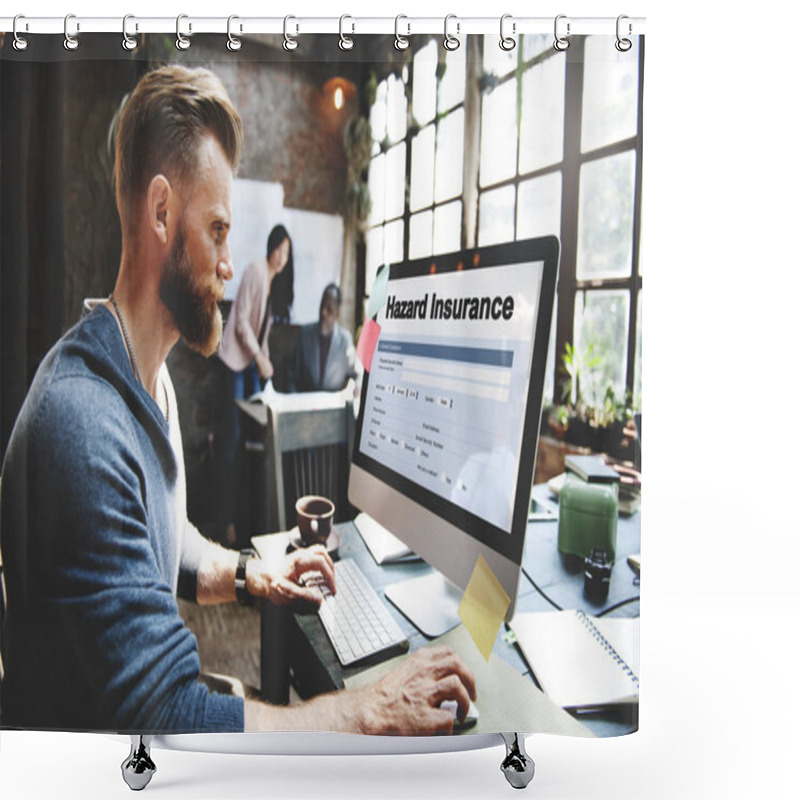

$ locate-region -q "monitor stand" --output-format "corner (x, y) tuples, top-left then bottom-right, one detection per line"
(384, 571), (463, 638)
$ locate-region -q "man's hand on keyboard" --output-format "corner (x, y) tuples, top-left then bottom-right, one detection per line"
(246, 546), (336, 607)
(357, 645), (477, 735)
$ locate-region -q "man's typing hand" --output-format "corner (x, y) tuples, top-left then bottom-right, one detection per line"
(246, 545), (336, 607)
(355, 645), (477, 735)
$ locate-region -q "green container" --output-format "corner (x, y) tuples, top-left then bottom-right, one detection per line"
(557, 473), (618, 561)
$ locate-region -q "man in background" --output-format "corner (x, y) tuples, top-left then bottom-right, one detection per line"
(289, 283), (359, 394)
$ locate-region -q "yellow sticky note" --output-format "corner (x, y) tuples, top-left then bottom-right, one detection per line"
(457, 554), (511, 661)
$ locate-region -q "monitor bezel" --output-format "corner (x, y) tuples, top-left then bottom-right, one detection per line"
(350, 236), (559, 568)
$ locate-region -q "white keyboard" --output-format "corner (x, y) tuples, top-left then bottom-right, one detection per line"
(303, 558), (409, 666)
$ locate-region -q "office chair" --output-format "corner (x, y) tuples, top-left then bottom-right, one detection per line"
(266, 400), (355, 532)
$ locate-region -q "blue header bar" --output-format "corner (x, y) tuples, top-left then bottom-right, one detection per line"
(377, 339), (514, 368)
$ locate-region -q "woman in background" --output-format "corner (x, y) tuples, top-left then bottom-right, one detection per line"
(217, 224), (293, 545)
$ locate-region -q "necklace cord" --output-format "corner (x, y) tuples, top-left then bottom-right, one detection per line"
(109, 293), (169, 424)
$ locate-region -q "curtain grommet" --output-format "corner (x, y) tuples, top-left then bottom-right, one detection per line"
(394, 15), (410, 50)
(227, 15), (242, 52)
(63, 14), (79, 51)
(554, 14), (570, 51)
(121, 14), (138, 51)
(339, 14), (354, 51)
(615, 15), (633, 52)
(283, 15), (299, 51)
(499, 14), (516, 52)
(443, 14), (460, 51)
(176, 14), (191, 51)
(13, 14), (29, 51)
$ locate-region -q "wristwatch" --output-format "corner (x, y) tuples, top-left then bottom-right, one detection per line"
(235, 548), (257, 607)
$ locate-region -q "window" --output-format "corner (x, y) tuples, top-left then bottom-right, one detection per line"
(364, 34), (643, 411)
(571, 37), (642, 409)
(365, 40), (467, 301)
(365, 73), (407, 297)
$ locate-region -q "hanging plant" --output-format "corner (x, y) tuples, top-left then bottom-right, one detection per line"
(343, 115), (373, 226)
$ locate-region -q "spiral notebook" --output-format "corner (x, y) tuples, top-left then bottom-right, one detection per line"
(509, 610), (639, 710)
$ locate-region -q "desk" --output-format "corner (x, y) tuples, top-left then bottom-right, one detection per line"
(252, 485), (641, 738)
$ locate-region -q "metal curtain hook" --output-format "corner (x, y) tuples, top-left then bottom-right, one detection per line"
(616, 15), (632, 52)
(176, 14), (191, 51)
(122, 14), (138, 51)
(499, 14), (516, 51)
(443, 14), (460, 51)
(554, 14), (570, 51)
(283, 15), (298, 51)
(13, 14), (28, 51)
(394, 15), (410, 50)
(339, 14), (354, 50)
(227, 15), (242, 51)
(64, 14), (79, 50)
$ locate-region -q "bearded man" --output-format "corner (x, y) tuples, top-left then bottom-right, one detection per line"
(0, 65), (474, 736)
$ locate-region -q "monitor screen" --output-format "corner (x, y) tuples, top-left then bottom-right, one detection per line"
(349, 237), (559, 618)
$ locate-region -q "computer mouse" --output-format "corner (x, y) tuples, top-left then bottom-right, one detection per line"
(439, 699), (479, 731)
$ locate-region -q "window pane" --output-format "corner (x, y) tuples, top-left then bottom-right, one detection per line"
(410, 210), (433, 259)
(386, 73), (408, 144)
(577, 151), (636, 279)
(433, 200), (462, 255)
(365, 226), (384, 297)
(384, 219), (405, 267)
(480, 78), (518, 187)
(385, 143), (406, 221)
(519, 53), (566, 173)
(410, 125), (435, 212)
(438, 44), (466, 113)
(370, 80), (387, 153)
(483, 35), (517, 78)
(478, 185), (515, 246)
(413, 40), (437, 127)
(634, 291), (642, 410)
(573, 289), (630, 404)
(435, 108), (464, 203)
(368, 153), (385, 226)
(517, 172), (562, 240)
(581, 36), (640, 153)
(522, 34), (550, 62)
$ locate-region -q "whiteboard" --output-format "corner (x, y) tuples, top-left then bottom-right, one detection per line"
(281, 206), (344, 324)
(228, 179), (344, 325)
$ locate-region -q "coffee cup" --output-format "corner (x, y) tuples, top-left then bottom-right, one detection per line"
(295, 495), (335, 546)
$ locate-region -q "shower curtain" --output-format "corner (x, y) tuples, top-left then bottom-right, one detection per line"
(0, 19), (643, 744)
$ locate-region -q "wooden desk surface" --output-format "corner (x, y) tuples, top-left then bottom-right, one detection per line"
(253, 491), (641, 738)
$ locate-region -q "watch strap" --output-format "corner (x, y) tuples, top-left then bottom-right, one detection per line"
(235, 548), (257, 607)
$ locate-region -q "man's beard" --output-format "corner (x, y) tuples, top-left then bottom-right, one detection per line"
(159, 225), (223, 357)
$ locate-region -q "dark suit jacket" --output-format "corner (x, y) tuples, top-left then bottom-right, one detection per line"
(289, 322), (356, 392)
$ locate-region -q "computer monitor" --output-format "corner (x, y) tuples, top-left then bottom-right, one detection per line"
(348, 236), (559, 636)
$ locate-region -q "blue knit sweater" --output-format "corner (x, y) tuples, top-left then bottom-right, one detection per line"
(0, 305), (244, 733)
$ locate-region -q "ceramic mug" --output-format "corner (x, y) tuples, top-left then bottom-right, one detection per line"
(295, 495), (335, 546)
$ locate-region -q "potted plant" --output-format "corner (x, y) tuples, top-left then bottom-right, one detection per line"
(543, 342), (636, 459)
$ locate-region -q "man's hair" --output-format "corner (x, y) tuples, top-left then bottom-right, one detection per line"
(321, 283), (342, 309)
(115, 65), (243, 230)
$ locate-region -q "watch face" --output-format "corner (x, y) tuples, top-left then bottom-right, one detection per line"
(235, 551), (256, 606)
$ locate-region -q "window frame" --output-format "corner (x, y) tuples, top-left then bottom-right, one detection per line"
(363, 34), (644, 408)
